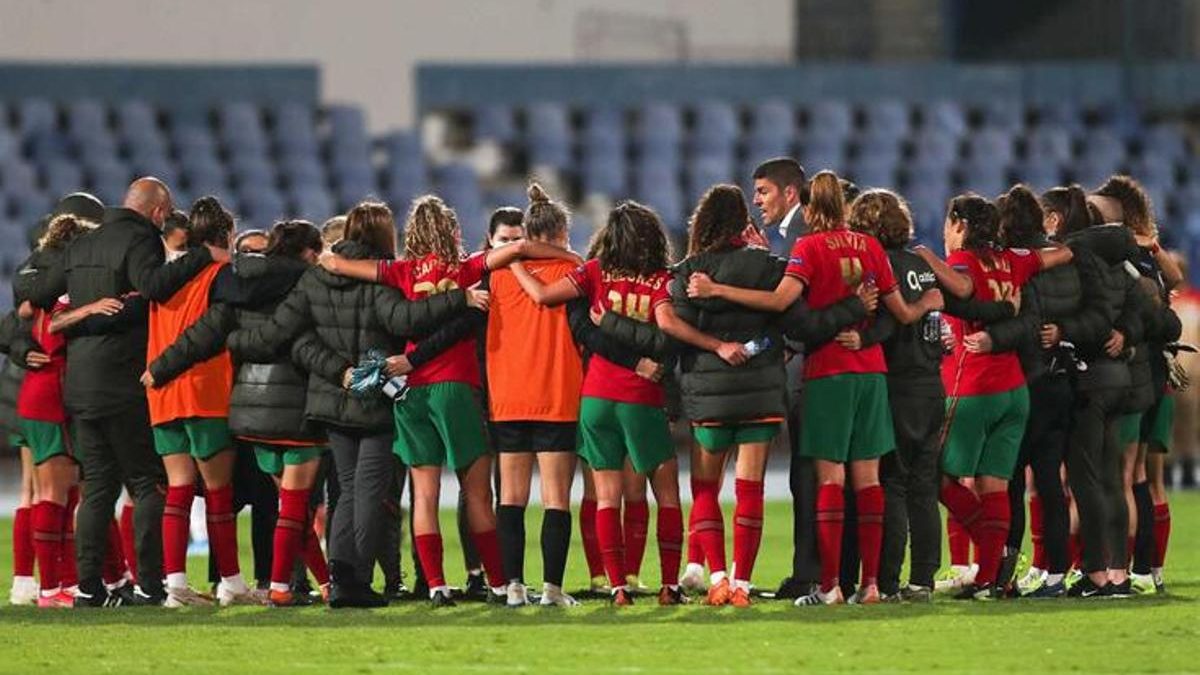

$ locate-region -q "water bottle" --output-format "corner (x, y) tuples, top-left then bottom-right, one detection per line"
(743, 337), (772, 357)
(382, 374), (410, 402)
(923, 311), (953, 353)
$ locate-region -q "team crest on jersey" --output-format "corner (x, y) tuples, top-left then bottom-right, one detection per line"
(789, 256), (803, 266)
(1010, 248), (1032, 256)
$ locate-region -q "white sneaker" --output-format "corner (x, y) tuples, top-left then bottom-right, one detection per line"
(934, 564), (978, 591)
(795, 586), (844, 607)
(9, 576), (38, 605)
(505, 582), (529, 608)
(1017, 566), (1048, 594)
(679, 563), (707, 593)
(217, 580), (268, 607)
(165, 585), (215, 608)
(539, 583), (579, 607)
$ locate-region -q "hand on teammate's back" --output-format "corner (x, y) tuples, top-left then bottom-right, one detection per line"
(834, 329), (863, 351)
(466, 282), (490, 311)
(24, 350), (50, 370)
(856, 282), (878, 313)
(687, 272), (716, 299)
(634, 358), (664, 382)
(715, 341), (748, 366)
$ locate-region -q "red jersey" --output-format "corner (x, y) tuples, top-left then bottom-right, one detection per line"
(378, 251), (488, 387)
(941, 248), (1043, 396)
(17, 299), (68, 424)
(567, 259), (671, 407)
(784, 228), (898, 380)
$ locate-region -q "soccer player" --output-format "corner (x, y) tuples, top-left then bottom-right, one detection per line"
(145, 220), (334, 606)
(689, 173), (941, 606)
(915, 192), (1072, 599)
(510, 200), (686, 606)
(2, 315), (38, 606)
(320, 195), (580, 607)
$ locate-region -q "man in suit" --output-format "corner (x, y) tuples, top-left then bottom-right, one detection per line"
(749, 158), (821, 599)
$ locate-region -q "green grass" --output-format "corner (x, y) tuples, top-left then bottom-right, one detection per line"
(0, 496), (1198, 674)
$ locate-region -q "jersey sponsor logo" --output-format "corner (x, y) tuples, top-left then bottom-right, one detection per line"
(906, 269), (936, 291)
(1010, 248), (1032, 257)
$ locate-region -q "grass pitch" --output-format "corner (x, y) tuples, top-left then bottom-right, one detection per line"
(0, 495), (1197, 674)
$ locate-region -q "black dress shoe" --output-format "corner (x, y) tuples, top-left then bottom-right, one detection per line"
(329, 582), (388, 608)
(770, 576), (815, 600)
(462, 572), (488, 601)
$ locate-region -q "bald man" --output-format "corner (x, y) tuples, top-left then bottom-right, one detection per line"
(27, 177), (228, 606)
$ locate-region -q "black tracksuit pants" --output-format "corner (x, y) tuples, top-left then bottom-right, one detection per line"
(879, 393), (945, 594)
(1007, 374), (1073, 574)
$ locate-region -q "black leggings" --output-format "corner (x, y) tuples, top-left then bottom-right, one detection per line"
(1007, 375), (1072, 574)
(1066, 383), (1127, 574)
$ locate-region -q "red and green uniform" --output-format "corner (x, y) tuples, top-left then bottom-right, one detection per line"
(785, 228), (898, 463)
(17, 300), (71, 465)
(567, 259), (674, 473)
(379, 252), (489, 470)
(940, 248), (1042, 479)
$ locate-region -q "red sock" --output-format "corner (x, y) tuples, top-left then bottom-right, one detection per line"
(102, 518), (127, 586)
(301, 522), (330, 586)
(596, 507), (626, 588)
(948, 514), (970, 566)
(974, 491), (1010, 587)
(657, 505), (683, 586)
(622, 499), (650, 579)
(689, 478), (726, 574)
(58, 487), (79, 589)
(120, 502), (138, 583)
(579, 498), (603, 578)
(163, 484), (194, 578)
(1029, 495), (1046, 570)
(271, 488), (309, 588)
(1069, 532), (1082, 570)
(940, 481), (985, 546)
(733, 479), (764, 584)
(857, 485), (885, 588)
(13, 506), (34, 578)
(816, 483), (845, 593)
(32, 502), (64, 592)
(470, 529), (505, 589)
(1153, 503), (1171, 569)
(414, 533), (446, 589)
(687, 529), (704, 566)
(205, 485), (240, 579)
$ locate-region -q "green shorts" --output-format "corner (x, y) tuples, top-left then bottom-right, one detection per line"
(393, 382), (488, 471)
(1141, 395), (1175, 453)
(942, 387), (1030, 479)
(153, 417), (233, 460)
(801, 373), (895, 463)
(254, 443), (325, 475)
(1118, 413), (1143, 446)
(692, 422), (780, 453)
(578, 397), (673, 473)
(8, 431), (29, 449)
(19, 419), (70, 465)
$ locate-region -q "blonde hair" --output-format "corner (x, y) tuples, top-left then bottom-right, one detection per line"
(524, 182), (570, 241)
(848, 189), (913, 249)
(805, 171), (846, 233)
(403, 195), (462, 264)
(38, 214), (97, 251)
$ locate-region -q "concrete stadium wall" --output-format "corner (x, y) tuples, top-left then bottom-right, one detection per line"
(0, 0), (794, 130)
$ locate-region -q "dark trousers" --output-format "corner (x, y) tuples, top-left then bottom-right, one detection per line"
(1007, 375), (1072, 574)
(787, 386), (821, 584)
(327, 428), (399, 584)
(879, 393), (945, 593)
(208, 442), (278, 586)
(74, 403), (166, 594)
(1066, 384), (1127, 573)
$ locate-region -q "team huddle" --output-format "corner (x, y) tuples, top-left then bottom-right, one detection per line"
(0, 155), (1185, 610)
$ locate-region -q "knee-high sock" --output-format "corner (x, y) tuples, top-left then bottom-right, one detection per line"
(686, 528), (704, 566)
(657, 505), (683, 587)
(940, 482), (985, 546)
(102, 518), (127, 586)
(816, 484), (845, 593)
(733, 479), (764, 584)
(947, 514), (971, 566)
(1153, 502), (1171, 569)
(622, 499), (650, 579)
(596, 506), (625, 589)
(59, 486), (79, 588)
(270, 488), (309, 590)
(470, 529), (505, 589)
(689, 479), (725, 574)
(205, 485), (240, 580)
(497, 505), (526, 583)
(1132, 482), (1155, 575)
(579, 498), (603, 578)
(540, 509), (571, 588)
(32, 502), (64, 592)
(13, 506), (34, 580)
(300, 520), (330, 586)
(163, 485), (194, 581)
(1029, 495), (1046, 570)
(856, 485), (884, 588)
(120, 502), (138, 583)
(414, 533), (446, 591)
(975, 491), (1010, 587)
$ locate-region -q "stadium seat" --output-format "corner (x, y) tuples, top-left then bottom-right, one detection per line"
(16, 98), (57, 137)
(805, 100), (853, 140)
(978, 99), (1025, 133)
(910, 130), (960, 166)
(855, 133), (904, 166)
(862, 100), (911, 139)
(474, 104), (517, 145)
(1025, 126), (1075, 165)
(685, 156), (734, 205)
(525, 103), (572, 171)
(290, 186), (336, 224)
(958, 160), (1007, 197)
(965, 128), (1016, 165)
(799, 137), (847, 174)
(748, 101), (796, 144)
(919, 100), (968, 137)
(1030, 101), (1084, 132)
(637, 103), (684, 147)
(42, 159), (85, 197)
(1009, 160), (1062, 193)
(581, 107), (626, 154)
(0, 159), (38, 194)
(847, 158), (899, 190)
(581, 154), (627, 197)
(1140, 125), (1189, 163)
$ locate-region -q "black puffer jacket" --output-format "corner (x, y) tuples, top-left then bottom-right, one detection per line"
(667, 247), (866, 424)
(1131, 246), (1181, 397)
(23, 207), (213, 417)
(227, 240), (468, 433)
(148, 254), (323, 442)
(0, 312), (26, 436)
(1116, 270), (1180, 415)
(1062, 224), (1136, 390)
